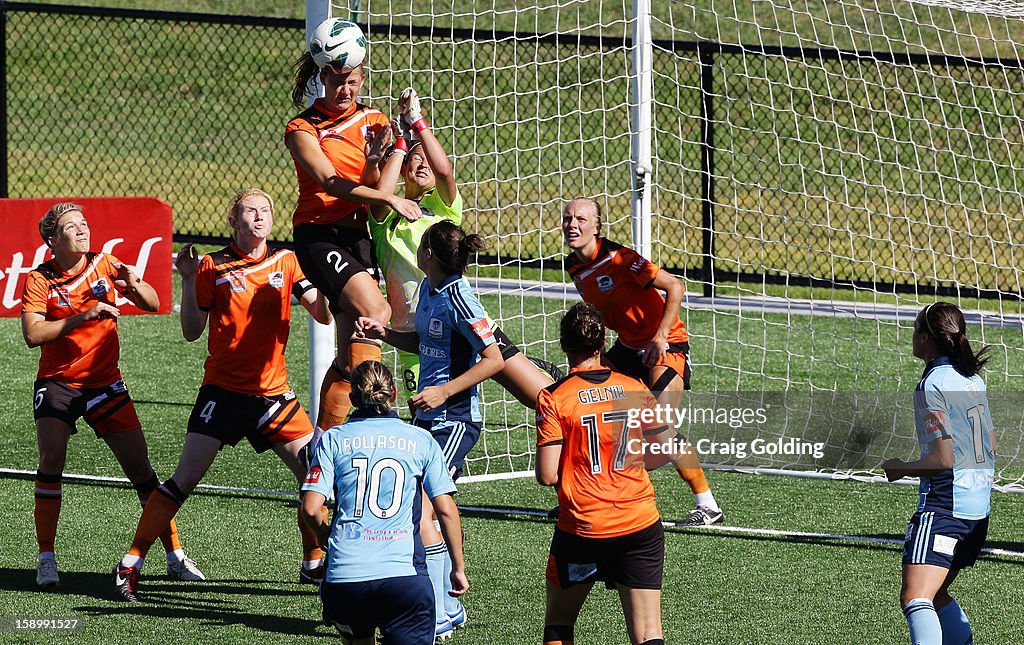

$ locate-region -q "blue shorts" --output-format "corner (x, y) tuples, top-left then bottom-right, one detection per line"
(903, 511), (989, 569)
(320, 574), (434, 644)
(415, 418), (481, 481)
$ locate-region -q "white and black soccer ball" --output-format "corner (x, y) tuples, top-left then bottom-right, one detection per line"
(308, 18), (367, 71)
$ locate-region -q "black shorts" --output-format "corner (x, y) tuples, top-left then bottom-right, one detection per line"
(186, 384), (313, 453)
(33, 378), (142, 437)
(321, 575), (434, 644)
(546, 520), (665, 590)
(605, 340), (692, 390)
(294, 223), (376, 307)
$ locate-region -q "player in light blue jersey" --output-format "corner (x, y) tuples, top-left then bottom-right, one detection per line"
(883, 302), (995, 645)
(357, 220), (504, 639)
(301, 360), (467, 645)
(368, 86), (560, 407)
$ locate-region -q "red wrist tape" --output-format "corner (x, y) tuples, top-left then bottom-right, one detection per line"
(409, 117), (429, 133)
(394, 137), (409, 153)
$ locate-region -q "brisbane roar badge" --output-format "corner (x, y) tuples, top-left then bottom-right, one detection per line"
(56, 287), (71, 307)
(228, 270), (247, 293)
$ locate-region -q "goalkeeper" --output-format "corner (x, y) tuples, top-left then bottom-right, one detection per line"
(562, 197), (725, 527)
(368, 87), (562, 407)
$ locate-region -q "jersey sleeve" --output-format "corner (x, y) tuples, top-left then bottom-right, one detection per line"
(451, 282), (496, 353)
(20, 270), (50, 316)
(422, 440), (458, 500)
(301, 434), (337, 499)
(915, 381), (952, 442)
(621, 248), (660, 288)
(287, 252), (314, 300)
(535, 388), (564, 447)
(194, 254), (217, 312)
(284, 114), (316, 140)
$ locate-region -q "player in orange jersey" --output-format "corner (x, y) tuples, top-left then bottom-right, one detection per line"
(536, 303), (670, 645)
(112, 189), (333, 602)
(21, 202), (204, 589)
(562, 197), (724, 526)
(287, 24), (421, 442)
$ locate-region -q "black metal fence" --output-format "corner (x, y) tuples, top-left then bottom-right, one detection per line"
(3, 3), (1021, 301)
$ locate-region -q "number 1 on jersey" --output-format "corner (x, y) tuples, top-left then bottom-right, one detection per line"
(581, 410), (633, 474)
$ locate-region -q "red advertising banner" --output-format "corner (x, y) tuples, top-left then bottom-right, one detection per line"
(0, 197), (173, 317)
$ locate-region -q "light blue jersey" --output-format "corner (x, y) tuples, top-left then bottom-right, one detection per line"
(414, 275), (496, 423)
(302, 410), (457, 584)
(914, 356), (995, 520)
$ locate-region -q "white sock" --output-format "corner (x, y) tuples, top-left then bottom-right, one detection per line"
(120, 554), (143, 570)
(302, 558), (321, 570)
(166, 548), (186, 564)
(695, 490), (719, 511)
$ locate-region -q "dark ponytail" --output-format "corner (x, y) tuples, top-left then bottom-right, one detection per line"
(918, 302), (990, 376)
(291, 52), (320, 108)
(560, 303), (605, 362)
(424, 221), (485, 275)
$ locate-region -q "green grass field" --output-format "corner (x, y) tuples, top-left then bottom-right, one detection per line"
(2, 295), (1024, 643)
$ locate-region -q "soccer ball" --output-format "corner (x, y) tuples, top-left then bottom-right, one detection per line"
(309, 18), (367, 71)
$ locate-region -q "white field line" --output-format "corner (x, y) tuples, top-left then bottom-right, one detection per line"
(3, 467), (1021, 559)
(470, 278), (1024, 329)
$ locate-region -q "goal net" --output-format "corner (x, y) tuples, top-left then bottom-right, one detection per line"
(325, 0), (1024, 488)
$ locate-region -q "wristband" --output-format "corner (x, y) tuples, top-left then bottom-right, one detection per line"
(394, 137), (409, 153)
(409, 117), (429, 134)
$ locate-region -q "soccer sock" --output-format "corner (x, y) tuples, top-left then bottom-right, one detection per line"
(133, 472), (183, 556)
(127, 479), (188, 560)
(542, 624), (574, 645)
(317, 364), (352, 431)
(34, 471), (62, 554)
(672, 453), (712, 497)
(349, 337), (382, 369)
(438, 540), (462, 616)
(694, 489), (720, 511)
(425, 540), (447, 626)
(937, 598), (973, 645)
(903, 598), (942, 645)
(297, 505), (325, 563)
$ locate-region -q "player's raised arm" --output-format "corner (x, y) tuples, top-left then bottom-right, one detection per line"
(175, 244), (209, 342)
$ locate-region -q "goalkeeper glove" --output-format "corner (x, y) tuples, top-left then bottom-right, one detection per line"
(399, 87), (429, 134)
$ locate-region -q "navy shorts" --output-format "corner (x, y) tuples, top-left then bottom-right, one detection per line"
(415, 417), (481, 481)
(321, 574), (434, 644)
(903, 511), (989, 569)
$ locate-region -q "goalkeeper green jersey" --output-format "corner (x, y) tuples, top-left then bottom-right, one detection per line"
(369, 188), (463, 331)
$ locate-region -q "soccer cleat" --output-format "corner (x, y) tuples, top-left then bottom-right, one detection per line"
(681, 505), (725, 526)
(435, 617), (455, 642)
(113, 563), (142, 602)
(36, 556), (60, 588)
(299, 562), (325, 585)
(167, 555), (206, 581)
(446, 603), (468, 630)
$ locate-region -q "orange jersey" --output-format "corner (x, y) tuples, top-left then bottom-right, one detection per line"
(285, 99), (389, 227)
(565, 239), (688, 349)
(535, 368), (661, 538)
(195, 244), (313, 396)
(21, 252), (126, 388)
